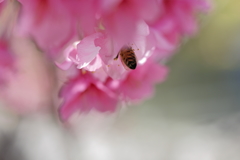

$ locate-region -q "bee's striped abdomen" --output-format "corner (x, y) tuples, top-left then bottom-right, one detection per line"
(114, 45), (138, 70)
(120, 49), (137, 69)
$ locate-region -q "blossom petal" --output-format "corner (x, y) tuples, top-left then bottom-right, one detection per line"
(102, 57), (128, 80)
(116, 60), (168, 100)
(59, 70), (119, 121)
(76, 33), (101, 69)
(84, 55), (102, 72)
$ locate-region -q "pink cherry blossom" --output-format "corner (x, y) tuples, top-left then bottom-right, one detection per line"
(95, 32), (153, 79)
(59, 25), (153, 80)
(56, 33), (103, 72)
(0, 0), (210, 119)
(59, 58), (169, 120)
(96, 21), (150, 65)
(55, 0), (210, 120)
(59, 70), (118, 121)
(76, 33), (102, 70)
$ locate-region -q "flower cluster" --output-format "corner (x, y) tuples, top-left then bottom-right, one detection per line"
(59, 59), (168, 121)
(0, 0), (209, 120)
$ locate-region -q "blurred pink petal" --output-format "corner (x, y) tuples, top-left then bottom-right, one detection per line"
(84, 55), (102, 72)
(152, 0), (210, 35)
(55, 60), (73, 71)
(76, 33), (101, 69)
(100, 0), (160, 45)
(17, 0), (76, 57)
(91, 67), (108, 82)
(0, 39), (15, 85)
(146, 27), (177, 60)
(102, 57), (127, 80)
(0, 37), (53, 114)
(61, 0), (99, 36)
(0, 0), (5, 11)
(144, 0), (210, 61)
(113, 59), (168, 100)
(102, 8), (137, 47)
(55, 42), (79, 70)
(58, 34), (103, 72)
(94, 32), (116, 65)
(59, 71), (118, 121)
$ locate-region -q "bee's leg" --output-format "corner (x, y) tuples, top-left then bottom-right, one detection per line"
(114, 52), (119, 60)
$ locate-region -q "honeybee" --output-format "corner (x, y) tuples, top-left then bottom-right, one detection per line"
(114, 45), (137, 70)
